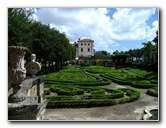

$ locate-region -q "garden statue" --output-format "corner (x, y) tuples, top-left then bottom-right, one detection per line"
(26, 54), (41, 77)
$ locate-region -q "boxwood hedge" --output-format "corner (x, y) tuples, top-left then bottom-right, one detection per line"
(146, 87), (158, 97)
(131, 80), (158, 89)
(46, 88), (140, 108)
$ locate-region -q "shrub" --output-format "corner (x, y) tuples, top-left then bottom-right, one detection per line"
(131, 81), (157, 89)
(100, 73), (132, 85)
(80, 62), (90, 67)
(49, 85), (84, 96)
(150, 80), (158, 84)
(146, 87), (158, 97)
(46, 87), (140, 108)
(44, 90), (51, 95)
(91, 89), (105, 95)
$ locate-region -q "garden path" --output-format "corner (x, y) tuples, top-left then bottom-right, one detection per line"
(45, 82), (158, 121)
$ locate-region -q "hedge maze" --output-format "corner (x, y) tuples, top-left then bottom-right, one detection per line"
(41, 66), (158, 108)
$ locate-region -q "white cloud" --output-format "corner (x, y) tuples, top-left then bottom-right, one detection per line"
(34, 8), (158, 53)
(147, 20), (158, 42)
(111, 8), (157, 40)
(122, 47), (128, 51)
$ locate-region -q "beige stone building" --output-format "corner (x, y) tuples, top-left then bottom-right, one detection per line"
(72, 38), (94, 58)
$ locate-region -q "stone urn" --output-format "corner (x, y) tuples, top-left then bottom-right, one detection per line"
(8, 46), (27, 88)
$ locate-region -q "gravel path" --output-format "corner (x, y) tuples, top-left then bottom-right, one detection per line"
(44, 82), (158, 121)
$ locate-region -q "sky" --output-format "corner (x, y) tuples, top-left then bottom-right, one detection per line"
(33, 8), (158, 54)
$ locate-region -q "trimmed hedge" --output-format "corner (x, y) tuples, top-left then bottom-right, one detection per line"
(46, 80), (111, 86)
(150, 80), (158, 84)
(42, 67), (111, 86)
(46, 88), (140, 108)
(100, 73), (132, 85)
(131, 80), (158, 89)
(44, 90), (51, 95)
(50, 85), (84, 96)
(146, 87), (158, 97)
(41, 66), (157, 108)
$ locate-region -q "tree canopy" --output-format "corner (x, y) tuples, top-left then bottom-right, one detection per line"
(8, 8), (76, 73)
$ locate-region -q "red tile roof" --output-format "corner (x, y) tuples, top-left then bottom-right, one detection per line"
(72, 42), (78, 47)
(77, 38), (94, 42)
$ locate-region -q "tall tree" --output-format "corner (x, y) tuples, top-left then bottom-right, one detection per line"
(8, 8), (34, 47)
(8, 8), (78, 74)
(152, 31), (158, 51)
(101, 50), (108, 55)
(142, 41), (155, 62)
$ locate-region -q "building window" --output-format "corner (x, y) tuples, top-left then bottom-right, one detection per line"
(88, 48), (90, 52)
(84, 43), (86, 45)
(81, 48), (83, 52)
(81, 43), (83, 46)
(88, 43), (90, 46)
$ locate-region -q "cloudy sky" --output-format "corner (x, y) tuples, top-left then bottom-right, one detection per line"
(33, 8), (158, 54)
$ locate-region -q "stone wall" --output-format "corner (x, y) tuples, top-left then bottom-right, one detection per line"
(8, 77), (47, 120)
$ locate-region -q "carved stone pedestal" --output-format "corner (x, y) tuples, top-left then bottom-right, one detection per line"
(8, 78), (47, 120)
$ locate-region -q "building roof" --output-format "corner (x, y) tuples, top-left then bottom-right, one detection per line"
(77, 38), (94, 43)
(72, 42), (78, 47)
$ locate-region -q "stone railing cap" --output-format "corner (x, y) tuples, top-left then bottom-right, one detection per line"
(9, 46), (27, 50)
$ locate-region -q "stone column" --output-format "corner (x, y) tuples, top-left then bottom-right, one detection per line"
(8, 46), (27, 102)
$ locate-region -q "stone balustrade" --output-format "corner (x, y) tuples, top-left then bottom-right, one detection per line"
(8, 46), (47, 120)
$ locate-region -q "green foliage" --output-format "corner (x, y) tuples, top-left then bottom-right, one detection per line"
(131, 80), (157, 89)
(80, 62), (90, 67)
(138, 80), (151, 84)
(99, 70), (142, 85)
(42, 66), (157, 108)
(8, 8), (76, 71)
(152, 31), (158, 52)
(41, 66), (112, 86)
(44, 90), (51, 95)
(8, 8), (34, 47)
(112, 53), (129, 63)
(46, 86), (140, 108)
(142, 41), (155, 62)
(146, 87), (158, 97)
(50, 85), (84, 96)
(94, 53), (112, 59)
(85, 66), (112, 73)
(127, 68), (158, 81)
(85, 66), (158, 88)
(128, 68), (151, 76)
(100, 73), (132, 85)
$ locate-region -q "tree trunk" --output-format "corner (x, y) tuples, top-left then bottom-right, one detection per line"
(51, 60), (54, 72)
(44, 61), (47, 74)
(48, 60), (51, 73)
(60, 60), (63, 70)
(55, 61), (59, 71)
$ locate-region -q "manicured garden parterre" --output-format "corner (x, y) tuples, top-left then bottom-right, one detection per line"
(41, 66), (158, 108)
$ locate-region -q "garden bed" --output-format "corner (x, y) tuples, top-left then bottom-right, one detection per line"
(46, 85), (140, 108)
(40, 66), (158, 108)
